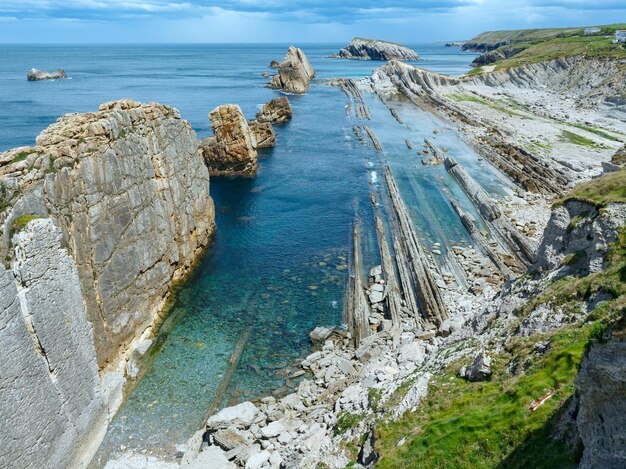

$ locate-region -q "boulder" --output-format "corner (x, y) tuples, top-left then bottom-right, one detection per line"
(182, 446), (235, 469)
(248, 120), (275, 148)
(201, 104), (258, 175)
(460, 351), (492, 382)
(206, 402), (259, 430)
(245, 450), (270, 469)
(332, 38), (420, 61)
(268, 46), (315, 94)
(256, 97), (293, 124)
(269, 60), (280, 68)
(27, 68), (67, 81)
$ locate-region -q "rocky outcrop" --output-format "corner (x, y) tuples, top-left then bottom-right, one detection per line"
(256, 97), (292, 124)
(0, 99), (216, 468)
(612, 144), (626, 166)
(268, 46), (315, 94)
(576, 323), (626, 468)
(470, 50), (505, 67)
(201, 104), (258, 175)
(248, 120), (275, 148)
(27, 68), (67, 81)
(533, 200), (626, 276)
(332, 38), (420, 61)
(459, 351), (492, 382)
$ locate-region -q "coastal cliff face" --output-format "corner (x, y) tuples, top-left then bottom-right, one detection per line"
(269, 46), (315, 94)
(0, 99), (215, 468)
(332, 38), (420, 61)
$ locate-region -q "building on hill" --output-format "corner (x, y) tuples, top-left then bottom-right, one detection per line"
(584, 27), (600, 35)
(613, 30), (626, 43)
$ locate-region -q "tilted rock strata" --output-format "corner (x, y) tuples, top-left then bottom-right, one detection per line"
(268, 46), (316, 94)
(248, 120), (275, 148)
(256, 97), (293, 124)
(0, 99), (216, 468)
(201, 104), (258, 175)
(333, 38), (420, 61)
(27, 68), (67, 80)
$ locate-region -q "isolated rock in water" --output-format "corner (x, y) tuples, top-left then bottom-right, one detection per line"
(332, 38), (420, 61)
(460, 351), (492, 382)
(256, 97), (293, 124)
(269, 60), (280, 68)
(27, 68), (67, 81)
(268, 46), (315, 94)
(206, 401), (259, 430)
(470, 50), (505, 67)
(247, 120), (275, 148)
(201, 104), (258, 175)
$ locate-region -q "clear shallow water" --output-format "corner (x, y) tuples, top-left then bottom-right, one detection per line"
(0, 43), (483, 464)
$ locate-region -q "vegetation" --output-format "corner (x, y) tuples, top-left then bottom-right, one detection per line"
(335, 411), (365, 436)
(10, 214), (41, 236)
(559, 169), (626, 207)
(447, 92), (526, 117)
(375, 326), (592, 468)
(569, 123), (623, 142)
(0, 182), (9, 212)
(11, 150), (33, 164)
(368, 387), (384, 412)
(559, 130), (600, 149)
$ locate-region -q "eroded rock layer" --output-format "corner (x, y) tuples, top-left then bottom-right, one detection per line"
(269, 46), (316, 94)
(333, 38), (420, 61)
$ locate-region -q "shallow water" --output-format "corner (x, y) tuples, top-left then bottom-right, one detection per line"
(0, 43), (490, 464)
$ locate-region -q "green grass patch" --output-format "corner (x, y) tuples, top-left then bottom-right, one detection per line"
(560, 130), (601, 148)
(569, 123), (623, 142)
(447, 93), (526, 117)
(335, 411), (365, 435)
(368, 388), (384, 412)
(11, 150), (33, 164)
(10, 215), (41, 236)
(374, 325), (596, 469)
(558, 170), (626, 207)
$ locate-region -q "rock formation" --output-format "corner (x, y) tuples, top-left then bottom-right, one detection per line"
(27, 68), (67, 80)
(332, 38), (420, 61)
(268, 46), (315, 94)
(248, 120), (275, 148)
(256, 97), (293, 124)
(201, 104), (259, 175)
(0, 99), (215, 468)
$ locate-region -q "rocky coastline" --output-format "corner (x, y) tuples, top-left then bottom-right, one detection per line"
(331, 38), (420, 62)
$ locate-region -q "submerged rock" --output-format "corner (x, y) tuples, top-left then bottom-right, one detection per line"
(332, 38), (420, 61)
(27, 68), (67, 81)
(256, 97), (293, 124)
(248, 120), (275, 148)
(268, 46), (315, 94)
(201, 104), (258, 175)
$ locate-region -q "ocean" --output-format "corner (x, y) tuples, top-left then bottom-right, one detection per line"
(0, 43), (495, 465)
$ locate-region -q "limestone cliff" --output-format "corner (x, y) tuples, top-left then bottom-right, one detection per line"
(332, 38), (420, 61)
(268, 46), (316, 94)
(0, 99), (215, 468)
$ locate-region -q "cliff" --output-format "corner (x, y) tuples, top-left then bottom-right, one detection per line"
(0, 99), (215, 468)
(332, 38), (420, 61)
(268, 46), (315, 94)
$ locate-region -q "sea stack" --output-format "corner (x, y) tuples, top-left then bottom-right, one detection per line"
(27, 68), (67, 81)
(268, 46), (315, 94)
(201, 104), (258, 175)
(332, 38), (420, 61)
(256, 97), (293, 124)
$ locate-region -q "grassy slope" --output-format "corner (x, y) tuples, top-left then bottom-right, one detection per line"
(374, 171), (626, 468)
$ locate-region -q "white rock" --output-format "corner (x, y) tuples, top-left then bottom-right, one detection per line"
(245, 450), (270, 469)
(207, 402), (258, 430)
(261, 420), (287, 439)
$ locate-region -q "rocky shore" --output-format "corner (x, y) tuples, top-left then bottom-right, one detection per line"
(268, 46), (316, 94)
(332, 38), (420, 61)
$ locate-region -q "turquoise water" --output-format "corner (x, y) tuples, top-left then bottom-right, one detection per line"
(0, 44), (493, 464)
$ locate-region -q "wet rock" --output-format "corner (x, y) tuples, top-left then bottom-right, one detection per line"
(269, 60), (280, 68)
(201, 104), (258, 175)
(27, 68), (67, 81)
(256, 97), (293, 124)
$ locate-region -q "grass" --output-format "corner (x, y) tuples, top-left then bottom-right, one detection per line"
(335, 411), (365, 435)
(447, 92), (526, 117)
(569, 123), (623, 142)
(558, 169), (626, 207)
(11, 150), (33, 164)
(375, 325), (594, 469)
(493, 35), (626, 69)
(560, 130), (601, 148)
(10, 214), (41, 236)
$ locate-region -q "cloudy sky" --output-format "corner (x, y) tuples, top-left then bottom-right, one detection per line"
(0, 0), (624, 43)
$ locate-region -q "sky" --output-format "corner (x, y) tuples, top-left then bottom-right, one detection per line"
(0, 0), (624, 43)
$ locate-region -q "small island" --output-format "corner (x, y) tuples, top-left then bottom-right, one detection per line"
(332, 37), (420, 61)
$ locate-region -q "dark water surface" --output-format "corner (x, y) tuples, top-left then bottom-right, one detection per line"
(0, 43), (483, 464)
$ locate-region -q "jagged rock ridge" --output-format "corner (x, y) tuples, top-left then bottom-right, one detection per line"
(268, 46), (316, 94)
(332, 38), (420, 61)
